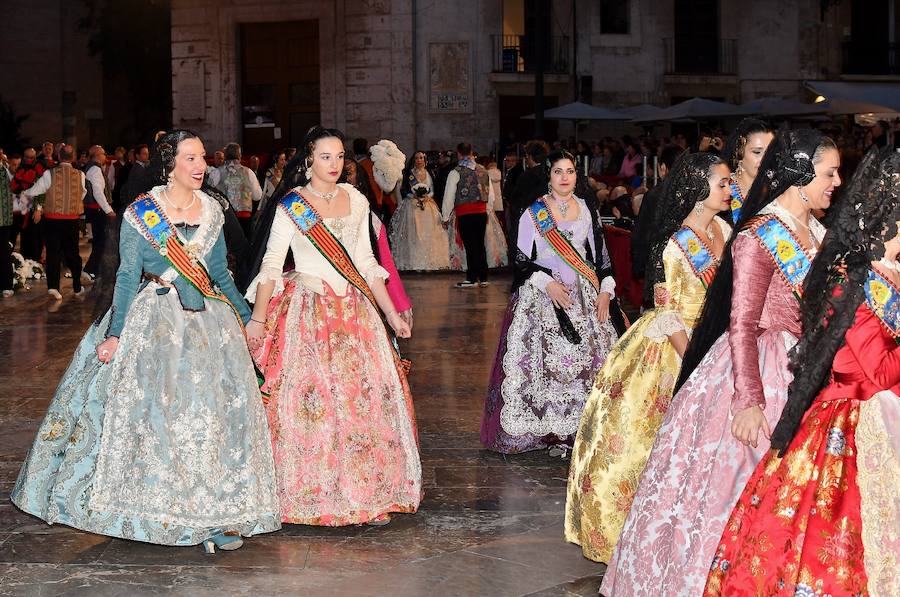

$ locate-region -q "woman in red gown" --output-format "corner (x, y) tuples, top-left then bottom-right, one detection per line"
(704, 147), (900, 597)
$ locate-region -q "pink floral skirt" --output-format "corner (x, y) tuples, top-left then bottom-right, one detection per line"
(601, 328), (794, 596)
(253, 279), (422, 526)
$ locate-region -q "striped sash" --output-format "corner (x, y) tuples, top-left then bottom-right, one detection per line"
(527, 196), (600, 290)
(279, 190), (411, 375)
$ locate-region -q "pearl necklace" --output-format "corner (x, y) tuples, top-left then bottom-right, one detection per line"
(305, 183), (338, 203)
(162, 189), (197, 212)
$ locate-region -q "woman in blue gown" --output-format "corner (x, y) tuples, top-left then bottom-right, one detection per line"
(10, 131), (280, 552)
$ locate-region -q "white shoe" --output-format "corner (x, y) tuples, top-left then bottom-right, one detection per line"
(1, 290), (13, 298)
(48, 289), (62, 300)
(80, 272), (95, 285)
(73, 288), (87, 299)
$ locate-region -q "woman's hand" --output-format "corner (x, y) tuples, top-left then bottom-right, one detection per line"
(400, 308), (414, 332)
(387, 311), (411, 338)
(731, 405), (771, 448)
(596, 292), (611, 322)
(246, 319), (266, 350)
(96, 337), (119, 364)
(547, 281), (573, 310)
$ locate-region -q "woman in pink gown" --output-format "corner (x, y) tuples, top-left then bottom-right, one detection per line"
(601, 129), (842, 596)
(243, 127), (421, 527)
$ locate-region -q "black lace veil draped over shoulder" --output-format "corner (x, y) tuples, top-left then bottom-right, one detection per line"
(643, 152), (724, 299)
(771, 147), (900, 454)
(675, 129), (835, 391)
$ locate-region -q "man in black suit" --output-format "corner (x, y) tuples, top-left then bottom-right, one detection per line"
(507, 140), (549, 254)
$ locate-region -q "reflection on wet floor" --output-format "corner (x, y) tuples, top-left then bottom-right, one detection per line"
(0, 266), (604, 596)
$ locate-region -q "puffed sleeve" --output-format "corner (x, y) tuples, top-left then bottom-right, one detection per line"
(207, 230), (251, 323)
(351, 197), (389, 286)
(643, 241), (688, 341)
(107, 220), (144, 338)
(729, 233), (775, 412)
(845, 306), (900, 392)
(244, 207), (294, 303)
(516, 209), (553, 292)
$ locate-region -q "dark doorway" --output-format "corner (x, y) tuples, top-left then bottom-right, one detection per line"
(240, 20), (320, 156)
(844, 0), (896, 74)
(673, 0), (720, 73)
(498, 95), (559, 149)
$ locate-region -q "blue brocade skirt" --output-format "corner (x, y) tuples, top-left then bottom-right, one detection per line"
(10, 283), (281, 545)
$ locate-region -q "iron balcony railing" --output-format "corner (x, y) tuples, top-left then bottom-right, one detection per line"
(842, 41), (899, 75)
(664, 37), (737, 75)
(491, 34), (571, 74)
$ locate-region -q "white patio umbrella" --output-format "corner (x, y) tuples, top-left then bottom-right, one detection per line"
(631, 97), (752, 123)
(739, 98), (826, 117)
(522, 101), (630, 142)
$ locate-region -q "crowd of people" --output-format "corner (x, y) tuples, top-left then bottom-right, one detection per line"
(1, 116), (898, 596)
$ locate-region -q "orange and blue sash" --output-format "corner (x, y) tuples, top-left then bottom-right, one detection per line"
(279, 190), (411, 375)
(729, 179), (744, 223)
(672, 226), (718, 289)
(865, 268), (900, 336)
(748, 215), (812, 300)
(528, 197), (600, 290)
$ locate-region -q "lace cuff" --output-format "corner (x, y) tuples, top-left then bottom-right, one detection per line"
(600, 275), (616, 297)
(244, 267), (285, 304)
(363, 264), (390, 286)
(643, 310), (686, 341)
(528, 271), (554, 293)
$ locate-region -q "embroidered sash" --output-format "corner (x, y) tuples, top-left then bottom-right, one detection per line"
(747, 215), (812, 300)
(729, 179), (744, 224)
(129, 195), (247, 329)
(279, 190), (411, 374)
(527, 197), (600, 290)
(672, 226), (718, 289)
(865, 268), (900, 336)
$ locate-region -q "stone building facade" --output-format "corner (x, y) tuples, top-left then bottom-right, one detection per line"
(171, 0), (881, 155)
(0, 0), (104, 151)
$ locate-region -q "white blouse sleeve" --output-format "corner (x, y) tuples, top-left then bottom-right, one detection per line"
(244, 208), (294, 302)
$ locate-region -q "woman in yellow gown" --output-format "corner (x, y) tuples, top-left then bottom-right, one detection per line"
(565, 153), (732, 563)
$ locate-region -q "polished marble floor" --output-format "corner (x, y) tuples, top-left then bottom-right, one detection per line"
(0, 260), (605, 596)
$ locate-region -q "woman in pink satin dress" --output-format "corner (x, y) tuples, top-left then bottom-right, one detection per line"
(601, 130), (842, 596)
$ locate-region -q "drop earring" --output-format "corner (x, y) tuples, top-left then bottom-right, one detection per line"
(693, 201), (705, 216)
(735, 161), (744, 178)
(798, 187), (810, 203)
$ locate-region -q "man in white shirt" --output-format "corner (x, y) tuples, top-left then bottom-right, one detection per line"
(441, 142), (495, 287)
(83, 145), (115, 282)
(25, 145), (87, 299)
(215, 143), (262, 236)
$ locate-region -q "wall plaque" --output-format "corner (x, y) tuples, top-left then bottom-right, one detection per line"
(175, 59), (206, 121)
(429, 42), (472, 114)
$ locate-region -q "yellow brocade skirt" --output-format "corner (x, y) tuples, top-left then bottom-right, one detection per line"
(564, 309), (686, 562)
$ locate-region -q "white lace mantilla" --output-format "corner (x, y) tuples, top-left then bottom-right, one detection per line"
(123, 186), (224, 284)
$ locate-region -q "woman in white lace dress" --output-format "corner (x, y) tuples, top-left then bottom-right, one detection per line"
(388, 151), (450, 271)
